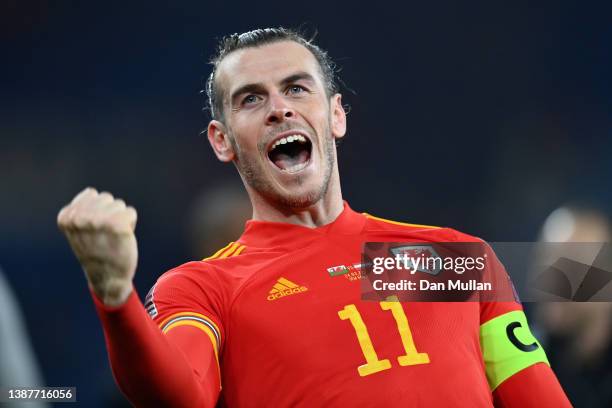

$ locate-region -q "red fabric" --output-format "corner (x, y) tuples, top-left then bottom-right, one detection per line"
(494, 363), (572, 407)
(92, 203), (568, 407)
(92, 288), (219, 407)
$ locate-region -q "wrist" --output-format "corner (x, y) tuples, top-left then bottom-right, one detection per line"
(89, 278), (133, 307)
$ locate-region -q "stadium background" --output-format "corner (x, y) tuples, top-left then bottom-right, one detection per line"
(2, 1), (611, 406)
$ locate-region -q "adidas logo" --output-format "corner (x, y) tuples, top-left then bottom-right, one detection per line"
(267, 277), (308, 301)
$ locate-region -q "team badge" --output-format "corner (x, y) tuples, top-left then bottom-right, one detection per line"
(389, 245), (442, 275)
(327, 263), (367, 281)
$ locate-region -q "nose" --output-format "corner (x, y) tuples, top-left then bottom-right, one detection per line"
(266, 94), (295, 125)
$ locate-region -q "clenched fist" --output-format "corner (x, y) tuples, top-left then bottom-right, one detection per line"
(58, 187), (138, 306)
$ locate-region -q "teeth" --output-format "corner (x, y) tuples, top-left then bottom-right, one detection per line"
(271, 134), (307, 150)
(283, 161), (309, 172)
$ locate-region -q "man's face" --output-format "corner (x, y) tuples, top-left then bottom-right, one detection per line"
(209, 41), (346, 209)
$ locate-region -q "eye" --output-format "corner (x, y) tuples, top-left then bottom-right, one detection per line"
(287, 85), (306, 95)
(242, 94), (260, 105)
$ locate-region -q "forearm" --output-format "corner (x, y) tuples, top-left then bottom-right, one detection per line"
(92, 289), (219, 408)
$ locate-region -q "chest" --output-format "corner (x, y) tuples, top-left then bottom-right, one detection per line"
(224, 240), (482, 375)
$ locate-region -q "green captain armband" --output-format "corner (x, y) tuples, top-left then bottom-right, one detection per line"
(480, 310), (549, 390)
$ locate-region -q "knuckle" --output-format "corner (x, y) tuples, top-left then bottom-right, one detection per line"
(114, 199), (127, 209)
(127, 207), (138, 222)
(74, 212), (99, 229)
(99, 191), (114, 200)
(57, 206), (69, 225)
(73, 187), (96, 202)
(84, 187), (97, 197)
(63, 207), (78, 226)
(72, 215), (89, 228)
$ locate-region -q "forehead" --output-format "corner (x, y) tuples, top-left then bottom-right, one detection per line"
(216, 41), (323, 95)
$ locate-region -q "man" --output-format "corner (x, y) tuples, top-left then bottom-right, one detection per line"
(57, 28), (571, 407)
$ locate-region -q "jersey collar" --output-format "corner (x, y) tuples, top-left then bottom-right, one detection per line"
(238, 201), (366, 251)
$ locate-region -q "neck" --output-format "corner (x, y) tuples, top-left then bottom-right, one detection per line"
(247, 170), (344, 228)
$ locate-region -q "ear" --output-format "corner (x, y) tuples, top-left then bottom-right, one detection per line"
(207, 120), (235, 162)
(330, 94), (347, 140)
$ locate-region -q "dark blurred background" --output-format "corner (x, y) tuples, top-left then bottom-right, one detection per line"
(1, 0), (611, 406)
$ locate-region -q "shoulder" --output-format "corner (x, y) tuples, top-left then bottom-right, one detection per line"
(157, 241), (273, 290)
(145, 255), (244, 323)
(145, 242), (273, 320)
(362, 212), (484, 243)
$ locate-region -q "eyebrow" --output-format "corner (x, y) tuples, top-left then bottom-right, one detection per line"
(229, 71), (316, 106)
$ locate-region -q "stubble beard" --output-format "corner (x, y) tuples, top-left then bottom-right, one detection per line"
(230, 120), (336, 209)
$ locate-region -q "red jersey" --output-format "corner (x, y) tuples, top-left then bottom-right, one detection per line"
(131, 202), (559, 407)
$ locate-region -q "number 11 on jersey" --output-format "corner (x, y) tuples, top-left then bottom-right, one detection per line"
(338, 298), (430, 377)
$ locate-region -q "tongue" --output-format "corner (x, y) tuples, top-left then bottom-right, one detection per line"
(273, 149), (310, 170)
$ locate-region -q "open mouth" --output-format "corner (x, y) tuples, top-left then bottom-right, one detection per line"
(267, 133), (312, 172)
